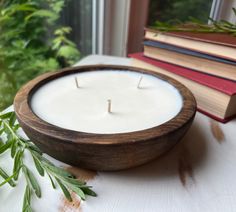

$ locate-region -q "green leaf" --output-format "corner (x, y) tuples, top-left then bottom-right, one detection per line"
(60, 177), (86, 187)
(56, 178), (72, 201)
(0, 128), (4, 136)
(11, 138), (17, 158)
(9, 112), (16, 126)
(0, 141), (12, 154)
(32, 155), (44, 176)
(0, 112), (13, 119)
(54, 27), (71, 35)
(0, 167), (16, 187)
(23, 167), (41, 198)
(25, 9), (58, 22)
(13, 150), (23, 180)
(31, 151), (54, 166)
(22, 185), (32, 212)
(3, 3), (36, 15)
(80, 187), (97, 197)
(50, 1), (65, 13)
(47, 172), (56, 189)
(6, 132), (14, 142)
(43, 163), (73, 178)
(67, 185), (85, 200)
(13, 124), (20, 131)
(57, 45), (80, 59)
(0, 174), (16, 187)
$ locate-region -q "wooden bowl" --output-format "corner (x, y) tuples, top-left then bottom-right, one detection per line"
(14, 65), (196, 171)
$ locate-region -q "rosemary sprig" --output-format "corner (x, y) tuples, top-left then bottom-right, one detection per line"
(152, 8), (236, 36)
(0, 111), (96, 211)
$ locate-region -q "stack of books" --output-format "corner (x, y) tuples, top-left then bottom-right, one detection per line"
(129, 28), (236, 122)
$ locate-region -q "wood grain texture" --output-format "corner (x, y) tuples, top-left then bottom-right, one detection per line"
(14, 65), (196, 171)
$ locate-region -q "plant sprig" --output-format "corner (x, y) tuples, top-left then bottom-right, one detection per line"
(152, 8), (236, 36)
(0, 111), (96, 212)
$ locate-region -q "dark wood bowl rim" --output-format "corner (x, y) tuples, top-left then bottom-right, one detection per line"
(14, 65), (196, 145)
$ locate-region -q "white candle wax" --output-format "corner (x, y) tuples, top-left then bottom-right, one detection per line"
(31, 70), (183, 134)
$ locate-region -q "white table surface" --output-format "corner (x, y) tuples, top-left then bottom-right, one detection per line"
(1, 55), (236, 212)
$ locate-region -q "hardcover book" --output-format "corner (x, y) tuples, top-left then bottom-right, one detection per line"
(145, 28), (236, 61)
(143, 44), (236, 81)
(144, 40), (236, 66)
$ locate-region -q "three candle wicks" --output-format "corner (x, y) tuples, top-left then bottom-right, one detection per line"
(75, 75), (143, 89)
(74, 75), (143, 113)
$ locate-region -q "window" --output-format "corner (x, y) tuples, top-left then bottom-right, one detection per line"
(148, 0), (213, 26)
(60, 0), (93, 56)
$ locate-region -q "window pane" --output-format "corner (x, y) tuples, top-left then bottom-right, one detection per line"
(148, 0), (213, 26)
(60, 0), (93, 56)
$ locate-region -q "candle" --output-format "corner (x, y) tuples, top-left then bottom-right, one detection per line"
(15, 66), (196, 170)
(31, 70), (183, 134)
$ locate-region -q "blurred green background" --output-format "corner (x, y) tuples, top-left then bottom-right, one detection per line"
(0, 0), (81, 111)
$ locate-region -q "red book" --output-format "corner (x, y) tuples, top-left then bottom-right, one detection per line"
(129, 52), (236, 122)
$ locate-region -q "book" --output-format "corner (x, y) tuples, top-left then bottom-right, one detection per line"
(143, 44), (236, 81)
(145, 28), (236, 61)
(129, 53), (236, 122)
(144, 40), (236, 66)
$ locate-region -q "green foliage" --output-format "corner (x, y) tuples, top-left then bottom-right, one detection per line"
(0, 0), (80, 110)
(0, 70), (16, 110)
(148, 0), (212, 26)
(0, 111), (96, 211)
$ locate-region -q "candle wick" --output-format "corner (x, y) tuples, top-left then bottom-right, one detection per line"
(75, 77), (79, 88)
(107, 99), (112, 113)
(137, 76), (143, 89)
